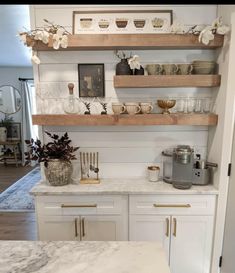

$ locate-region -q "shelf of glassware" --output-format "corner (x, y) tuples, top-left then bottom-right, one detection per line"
(113, 75), (221, 88)
(27, 34), (224, 51)
(32, 113), (218, 126)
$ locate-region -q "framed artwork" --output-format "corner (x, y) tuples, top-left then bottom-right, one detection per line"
(73, 10), (173, 34)
(7, 122), (21, 141)
(78, 64), (105, 97)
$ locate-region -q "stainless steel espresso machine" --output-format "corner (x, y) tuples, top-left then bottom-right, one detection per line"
(162, 145), (218, 189)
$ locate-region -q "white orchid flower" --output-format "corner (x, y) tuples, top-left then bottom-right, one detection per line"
(41, 30), (50, 44)
(128, 55), (141, 70)
(52, 28), (68, 49)
(199, 26), (214, 45)
(217, 25), (230, 35)
(212, 17), (223, 28)
(34, 30), (43, 41)
(31, 54), (41, 64)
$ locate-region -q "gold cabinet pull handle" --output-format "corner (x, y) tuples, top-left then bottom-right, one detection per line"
(166, 218), (169, 237)
(61, 204), (97, 208)
(81, 217), (85, 237)
(173, 218), (177, 237)
(79, 217), (82, 241)
(74, 218), (78, 238)
(153, 204), (191, 208)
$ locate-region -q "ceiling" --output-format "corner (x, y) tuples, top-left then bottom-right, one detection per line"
(0, 5), (32, 67)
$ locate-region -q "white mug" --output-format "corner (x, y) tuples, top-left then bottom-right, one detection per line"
(112, 103), (126, 114)
(148, 166), (160, 182)
(125, 102), (141, 115)
(140, 103), (153, 114)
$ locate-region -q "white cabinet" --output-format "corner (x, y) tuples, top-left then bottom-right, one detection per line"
(129, 194), (216, 273)
(35, 195), (128, 241)
(130, 215), (170, 259)
(170, 215), (214, 273)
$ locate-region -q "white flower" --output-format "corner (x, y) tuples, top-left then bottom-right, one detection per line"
(41, 30), (50, 44)
(52, 29), (68, 49)
(19, 33), (27, 43)
(128, 55), (141, 70)
(34, 30), (43, 41)
(31, 54), (41, 64)
(212, 17), (223, 28)
(217, 25), (230, 35)
(199, 26), (214, 45)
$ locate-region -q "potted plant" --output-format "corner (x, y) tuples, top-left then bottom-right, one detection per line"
(25, 131), (79, 186)
(0, 115), (14, 142)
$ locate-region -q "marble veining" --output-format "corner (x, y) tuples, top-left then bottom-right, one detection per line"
(0, 241), (170, 273)
(30, 178), (219, 196)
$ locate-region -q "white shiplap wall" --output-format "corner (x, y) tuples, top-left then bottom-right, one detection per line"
(31, 5), (217, 179)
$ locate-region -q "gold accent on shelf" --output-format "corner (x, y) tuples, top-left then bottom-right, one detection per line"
(74, 218), (78, 238)
(153, 204), (191, 208)
(166, 218), (169, 237)
(173, 218), (177, 237)
(61, 204), (97, 208)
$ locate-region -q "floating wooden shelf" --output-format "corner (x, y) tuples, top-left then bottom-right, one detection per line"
(27, 34), (224, 51)
(32, 114), (218, 126)
(113, 75), (221, 88)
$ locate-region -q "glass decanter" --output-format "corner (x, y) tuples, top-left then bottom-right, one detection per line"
(63, 83), (79, 114)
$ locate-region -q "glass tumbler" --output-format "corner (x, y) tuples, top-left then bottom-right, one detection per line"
(203, 98), (212, 113)
(187, 98), (195, 113)
(194, 98), (203, 113)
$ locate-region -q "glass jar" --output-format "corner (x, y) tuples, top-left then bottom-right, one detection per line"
(63, 83), (79, 114)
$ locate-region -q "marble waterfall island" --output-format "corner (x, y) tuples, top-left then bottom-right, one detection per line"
(0, 241), (170, 273)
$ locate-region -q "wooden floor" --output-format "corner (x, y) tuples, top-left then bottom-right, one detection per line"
(0, 164), (37, 240)
(0, 164), (34, 193)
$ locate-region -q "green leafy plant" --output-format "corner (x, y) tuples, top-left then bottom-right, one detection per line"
(0, 115), (14, 128)
(25, 131), (79, 167)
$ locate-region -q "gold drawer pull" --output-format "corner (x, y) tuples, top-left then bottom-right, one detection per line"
(165, 218), (169, 237)
(61, 204), (97, 208)
(153, 204), (191, 208)
(74, 218), (78, 238)
(173, 218), (177, 237)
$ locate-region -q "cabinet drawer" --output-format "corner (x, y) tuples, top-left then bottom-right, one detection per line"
(129, 195), (216, 215)
(36, 195), (127, 216)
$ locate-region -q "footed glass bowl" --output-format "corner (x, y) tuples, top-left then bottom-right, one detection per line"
(157, 99), (176, 114)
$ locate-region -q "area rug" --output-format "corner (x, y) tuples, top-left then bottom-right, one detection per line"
(0, 166), (41, 211)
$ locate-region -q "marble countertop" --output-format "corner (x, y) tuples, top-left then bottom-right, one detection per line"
(0, 241), (170, 273)
(30, 178), (219, 196)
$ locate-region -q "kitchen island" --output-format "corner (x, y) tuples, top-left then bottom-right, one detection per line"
(0, 241), (170, 273)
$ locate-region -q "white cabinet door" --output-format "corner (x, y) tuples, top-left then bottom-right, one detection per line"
(129, 215), (170, 261)
(170, 215), (214, 273)
(39, 215), (128, 241)
(38, 216), (80, 240)
(81, 215), (127, 241)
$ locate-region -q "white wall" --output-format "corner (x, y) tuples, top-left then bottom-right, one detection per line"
(31, 5), (218, 180)
(0, 66), (33, 122)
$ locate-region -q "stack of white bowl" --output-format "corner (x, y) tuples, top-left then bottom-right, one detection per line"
(192, 60), (216, 75)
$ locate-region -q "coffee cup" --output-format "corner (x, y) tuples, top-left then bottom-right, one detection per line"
(177, 64), (193, 75)
(145, 64), (163, 75)
(162, 64), (179, 75)
(125, 102), (141, 115)
(148, 166), (160, 182)
(140, 102), (153, 114)
(112, 103), (126, 114)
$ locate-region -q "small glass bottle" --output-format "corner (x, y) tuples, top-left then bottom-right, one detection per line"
(63, 83), (79, 114)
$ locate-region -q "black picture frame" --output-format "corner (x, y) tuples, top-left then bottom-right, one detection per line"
(7, 122), (21, 141)
(78, 64), (105, 97)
